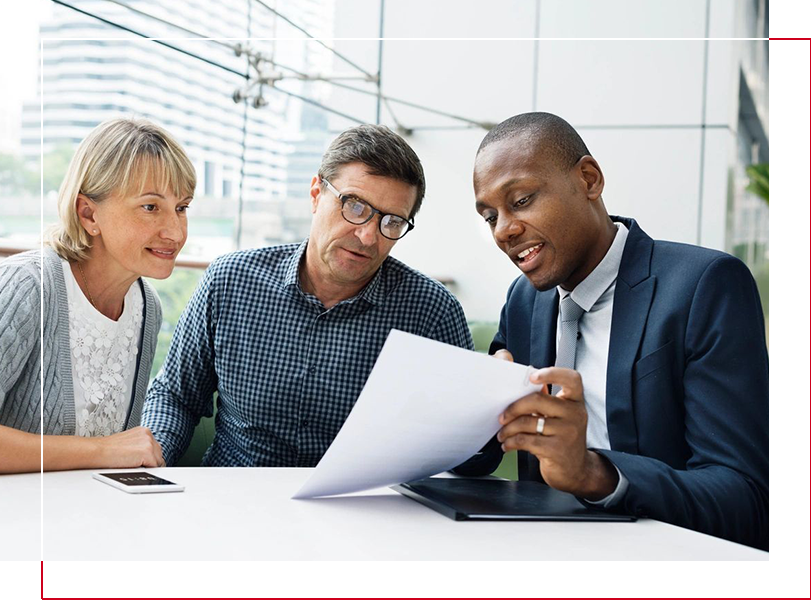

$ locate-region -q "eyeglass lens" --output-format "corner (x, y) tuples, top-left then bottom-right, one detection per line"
(342, 197), (408, 239)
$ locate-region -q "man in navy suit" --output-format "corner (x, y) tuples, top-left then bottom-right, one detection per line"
(460, 112), (768, 550)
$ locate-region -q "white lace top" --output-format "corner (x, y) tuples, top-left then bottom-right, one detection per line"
(61, 260), (144, 437)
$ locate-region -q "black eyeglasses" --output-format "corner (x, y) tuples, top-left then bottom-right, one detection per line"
(322, 179), (415, 240)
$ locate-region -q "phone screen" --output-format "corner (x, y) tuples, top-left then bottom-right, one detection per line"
(99, 472), (177, 487)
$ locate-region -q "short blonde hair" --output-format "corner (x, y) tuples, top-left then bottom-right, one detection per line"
(46, 118), (197, 262)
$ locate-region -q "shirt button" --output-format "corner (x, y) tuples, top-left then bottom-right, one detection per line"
(308, 366), (316, 374)
(302, 420), (309, 427)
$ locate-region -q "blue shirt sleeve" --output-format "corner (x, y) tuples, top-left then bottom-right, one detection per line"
(141, 263), (219, 466)
(424, 295), (474, 352)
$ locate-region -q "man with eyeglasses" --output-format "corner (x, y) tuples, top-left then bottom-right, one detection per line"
(142, 125), (473, 468)
(458, 112), (768, 550)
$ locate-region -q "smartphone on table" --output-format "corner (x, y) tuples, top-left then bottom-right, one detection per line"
(92, 471), (184, 494)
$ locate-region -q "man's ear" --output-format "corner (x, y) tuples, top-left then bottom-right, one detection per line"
(76, 194), (100, 235)
(576, 156), (605, 201)
(309, 176), (321, 214)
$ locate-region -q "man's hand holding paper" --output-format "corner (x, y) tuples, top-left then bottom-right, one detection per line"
(496, 367), (618, 501)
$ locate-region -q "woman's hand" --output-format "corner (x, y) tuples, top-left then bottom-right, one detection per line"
(93, 427), (165, 468)
(2, 425), (165, 473)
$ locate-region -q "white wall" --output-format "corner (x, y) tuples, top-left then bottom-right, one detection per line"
(329, 0), (763, 321)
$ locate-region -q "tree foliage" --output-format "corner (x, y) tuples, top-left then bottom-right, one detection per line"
(745, 163), (768, 204)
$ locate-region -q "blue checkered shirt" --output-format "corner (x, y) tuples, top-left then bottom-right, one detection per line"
(142, 240), (473, 467)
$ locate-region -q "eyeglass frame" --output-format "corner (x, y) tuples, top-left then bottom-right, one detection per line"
(321, 178), (415, 240)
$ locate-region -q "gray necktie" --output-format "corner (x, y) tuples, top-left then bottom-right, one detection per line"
(552, 295), (585, 395)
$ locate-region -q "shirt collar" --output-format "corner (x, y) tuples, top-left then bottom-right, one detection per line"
(356, 263), (386, 306)
(282, 238), (387, 307)
(558, 222), (629, 312)
(282, 239), (309, 289)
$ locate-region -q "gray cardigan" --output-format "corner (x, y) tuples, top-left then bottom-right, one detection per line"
(0, 247), (162, 435)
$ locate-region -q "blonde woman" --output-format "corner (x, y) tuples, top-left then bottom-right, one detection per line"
(0, 118), (196, 473)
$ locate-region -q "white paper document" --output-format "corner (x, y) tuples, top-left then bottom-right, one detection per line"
(293, 330), (545, 499)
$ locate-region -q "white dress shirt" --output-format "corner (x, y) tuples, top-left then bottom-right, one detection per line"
(556, 222), (629, 506)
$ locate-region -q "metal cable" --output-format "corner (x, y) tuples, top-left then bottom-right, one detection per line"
(273, 85), (364, 124)
(251, 0), (376, 80)
(100, 0), (235, 50)
(51, 0), (248, 79)
(53, 0), (491, 130)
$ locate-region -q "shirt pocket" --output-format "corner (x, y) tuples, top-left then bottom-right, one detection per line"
(633, 340), (675, 382)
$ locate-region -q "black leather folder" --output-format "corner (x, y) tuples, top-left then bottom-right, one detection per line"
(392, 477), (636, 522)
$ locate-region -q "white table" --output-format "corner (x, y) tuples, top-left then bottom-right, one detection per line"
(0, 470), (40, 561)
(2, 467), (766, 561)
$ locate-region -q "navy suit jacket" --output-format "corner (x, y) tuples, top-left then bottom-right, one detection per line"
(460, 216), (769, 550)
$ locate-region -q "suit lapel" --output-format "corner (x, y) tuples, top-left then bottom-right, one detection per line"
(521, 289), (558, 481)
(606, 277), (654, 453)
(605, 217), (656, 454)
(529, 288), (558, 369)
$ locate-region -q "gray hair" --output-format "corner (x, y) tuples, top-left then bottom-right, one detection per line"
(46, 118), (196, 262)
(318, 124), (425, 219)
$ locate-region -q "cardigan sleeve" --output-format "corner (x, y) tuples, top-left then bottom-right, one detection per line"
(0, 258), (41, 423)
